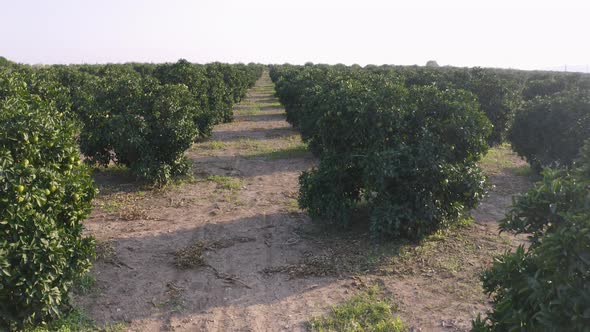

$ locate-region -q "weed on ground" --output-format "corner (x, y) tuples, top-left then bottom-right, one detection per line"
(308, 286), (406, 332)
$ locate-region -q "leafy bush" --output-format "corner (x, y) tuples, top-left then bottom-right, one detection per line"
(152, 60), (212, 137)
(74, 61), (263, 184)
(521, 78), (567, 100)
(362, 66), (518, 146)
(522, 73), (590, 101)
(501, 167), (588, 243)
(273, 65), (491, 238)
(153, 60), (262, 128)
(205, 63), (235, 124)
(465, 68), (516, 145)
(25, 60), (262, 185)
(0, 70), (96, 329)
(44, 65), (98, 118)
(0, 56), (14, 67)
(79, 68), (200, 184)
(309, 288), (406, 332)
(509, 90), (590, 170)
(473, 141), (590, 331)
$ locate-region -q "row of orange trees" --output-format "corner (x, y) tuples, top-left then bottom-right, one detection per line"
(24, 60), (263, 184)
(381, 64), (590, 169)
(271, 63), (590, 330)
(0, 58), (262, 329)
(271, 64), (492, 238)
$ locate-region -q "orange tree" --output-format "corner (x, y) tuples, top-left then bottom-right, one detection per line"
(473, 141), (590, 331)
(0, 69), (96, 329)
(272, 64), (491, 239)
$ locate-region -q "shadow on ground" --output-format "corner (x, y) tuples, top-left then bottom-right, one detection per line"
(189, 153), (314, 178)
(77, 212), (398, 331)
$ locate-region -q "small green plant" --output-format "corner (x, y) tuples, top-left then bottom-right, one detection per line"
(206, 175), (243, 191)
(479, 144), (517, 172)
(309, 287), (406, 332)
(247, 142), (308, 160)
(99, 198), (125, 213)
(238, 106), (261, 116)
(201, 140), (227, 150)
(25, 308), (126, 332)
(479, 144), (531, 177)
(25, 309), (95, 332)
(236, 138), (266, 152)
(74, 274), (97, 296)
(284, 198), (300, 214)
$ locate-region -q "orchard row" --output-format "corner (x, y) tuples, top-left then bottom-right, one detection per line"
(0, 58), (263, 328)
(270, 63), (590, 331)
(2, 58), (264, 183)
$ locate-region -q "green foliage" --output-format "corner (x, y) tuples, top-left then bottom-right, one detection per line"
(474, 141), (590, 331)
(272, 64), (491, 239)
(521, 73), (590, 101)
(46, 65), (98, 118)
(360, 65), (519, 146)
(509, 90), (590, 170)
(75, 60), (262, 184)
(309, 288), (406, 332)
(501, 167), (588, 243)
(0, 70), (96, 329)
(73, 274), (96, 296)
(24, 309), (95, 332)
(521, 78), (566, 100)
(0, 60), (263, 185)
(0, 56), (15, 68)
(153, 60), (263, 127)
(77, 68), (199, 185)
(152, 60), (213, 137)
(475, 219), (590, 331)
(206, 175), (242, 191)
(205, 63), (235, 124)
(68, 60), (263, 184)
(25, 308), (126, 332)
(465, 68), (516, 145)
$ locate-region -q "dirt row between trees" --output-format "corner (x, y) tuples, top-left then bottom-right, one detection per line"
(77, 72), (531, 331)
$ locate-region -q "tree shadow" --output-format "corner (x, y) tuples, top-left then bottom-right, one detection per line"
(92, 167), (152, 196)
(77, 211), (405, 330)
(189, 153), (315, 178)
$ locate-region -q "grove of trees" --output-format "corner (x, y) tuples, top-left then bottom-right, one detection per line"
(0, 58), (263, 328)
(2, 55), (589, 329)
(271, 63), (590, 330)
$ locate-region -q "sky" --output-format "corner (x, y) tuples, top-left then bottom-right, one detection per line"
(1, 0), (589, 71)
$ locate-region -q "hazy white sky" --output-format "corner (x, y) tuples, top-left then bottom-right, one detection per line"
(1, 0), (589, 70)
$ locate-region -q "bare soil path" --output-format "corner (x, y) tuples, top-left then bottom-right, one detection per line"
(78, 72), (531, 331)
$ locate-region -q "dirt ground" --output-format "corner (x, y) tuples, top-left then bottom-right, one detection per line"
(77, 73), (532, 332)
